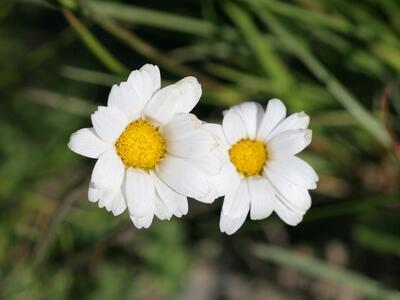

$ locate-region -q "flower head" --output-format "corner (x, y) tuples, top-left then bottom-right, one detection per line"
(68, 64), (221, 229)
(213, 99), (318, 235)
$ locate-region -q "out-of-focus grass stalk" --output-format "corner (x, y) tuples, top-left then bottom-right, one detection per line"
(85, 0), (217, 37)
(206, 63), (332, 105)
(325, 1), (400, 84)
(90, 16), (221, 91)
(60, 66), (124, 87)
(86, 14), (245, 107)
(63, 9), (128, 75)
(60, 65), (174, 88)
(24, 88), (95, 116)
(258, 0), (352, 32)
(376, 0), (400, 31)
(244, 1), (392, 148)
(58, 5), (245, 106)
(223, 2), (292, 89)
(334, 0), (400, 45)
(169, 42), (233, 63)
(206, 63), (277, 94)
(353, 225), (400, 257)
(260, 0), (399, 47)
(253, 0), (398, 78)
(371, 43), (400, 73)
(253, 244), (400, 299)
(84, 0), (286, 52)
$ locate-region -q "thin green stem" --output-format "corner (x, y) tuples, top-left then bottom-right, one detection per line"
(63, 9), (128, 75)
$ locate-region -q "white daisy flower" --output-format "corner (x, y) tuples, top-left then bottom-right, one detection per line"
(68, 64), (221, 229)
(213, 99), (319, 235)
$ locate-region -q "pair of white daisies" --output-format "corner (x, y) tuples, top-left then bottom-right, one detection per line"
(68, 64), (318, 235)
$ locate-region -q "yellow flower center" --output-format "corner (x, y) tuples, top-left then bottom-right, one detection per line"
(229, 139), (268, 177)
(115, 119), (166, 170)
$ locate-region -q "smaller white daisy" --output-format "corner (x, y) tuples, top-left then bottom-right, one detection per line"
(68, 64), (221, 229)
(211, 99), (319, 235)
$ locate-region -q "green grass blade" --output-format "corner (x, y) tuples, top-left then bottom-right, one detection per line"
(223, 2), (291, 89)
(85, 0), (216, 37)
(63, 9), (128, 76)
(253, 244), (400, 299)
(60, 66), (124, 87)
(206, 63), (332, 110)
(206, 63), (277, 94)
(258, 0), (352, 32)
(92, 17), (222, 92)
(23, 88), (95, 116)
(371, 43), (400, 73)
(244, 1), (392, 147)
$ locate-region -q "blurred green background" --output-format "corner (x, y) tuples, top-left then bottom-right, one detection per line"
(1, 0), (400, 299)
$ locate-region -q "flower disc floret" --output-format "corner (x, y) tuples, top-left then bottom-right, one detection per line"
(115, 119), (166, 170)
(229, 139), (268, 177)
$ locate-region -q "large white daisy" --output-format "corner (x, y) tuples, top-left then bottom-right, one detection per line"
(68, 64), (221, 229)
(213, 99), (319, 235)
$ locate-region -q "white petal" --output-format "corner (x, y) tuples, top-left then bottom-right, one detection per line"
(202, 122), (226, 141)
(268, 129), (312, 159)
(140, 64), (161, 92)
(91, 106), (129, 143)
(143, 76), (201, 125)
(220, 205), (249, 235)
(98, 189), (126, 216)
(127, 64), (160, 106)
(167, 129), (217, 158)
(154, 194), (173, 220)
(68, 128), (110, 159)
(222, 180), (250, 218)
(248, 177), (275, 220)
(107, 82), (142, 121)
(266, 158), (317, 189)
(130, 214), (154, 229)
(98, 189), (114, 209)
(289, 156), (319, 182)
(104, 189), (127, 216)
(209, 162), (241, 198)
(257, 99), (286, 140)
(266, 168), (311, 213)
(232, 102), (264, 139)
(88, 182), (104, 203)
(125, 168), (155, 217)
(152, 172), (188, 217)
(186, 154), (222, 175)
(267, 112), (310, 141)
(196, 190), (217, 204)
(222, 109), (247, 145)
(176, 195), (188, 215)
(202, 122), (229, 149)
(156, 156), (210, 199)
(91, 149), (124, 190)
(160, 113), (202, 140)
(201, 123), (230, 162)
(274, 198), (304, 226)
